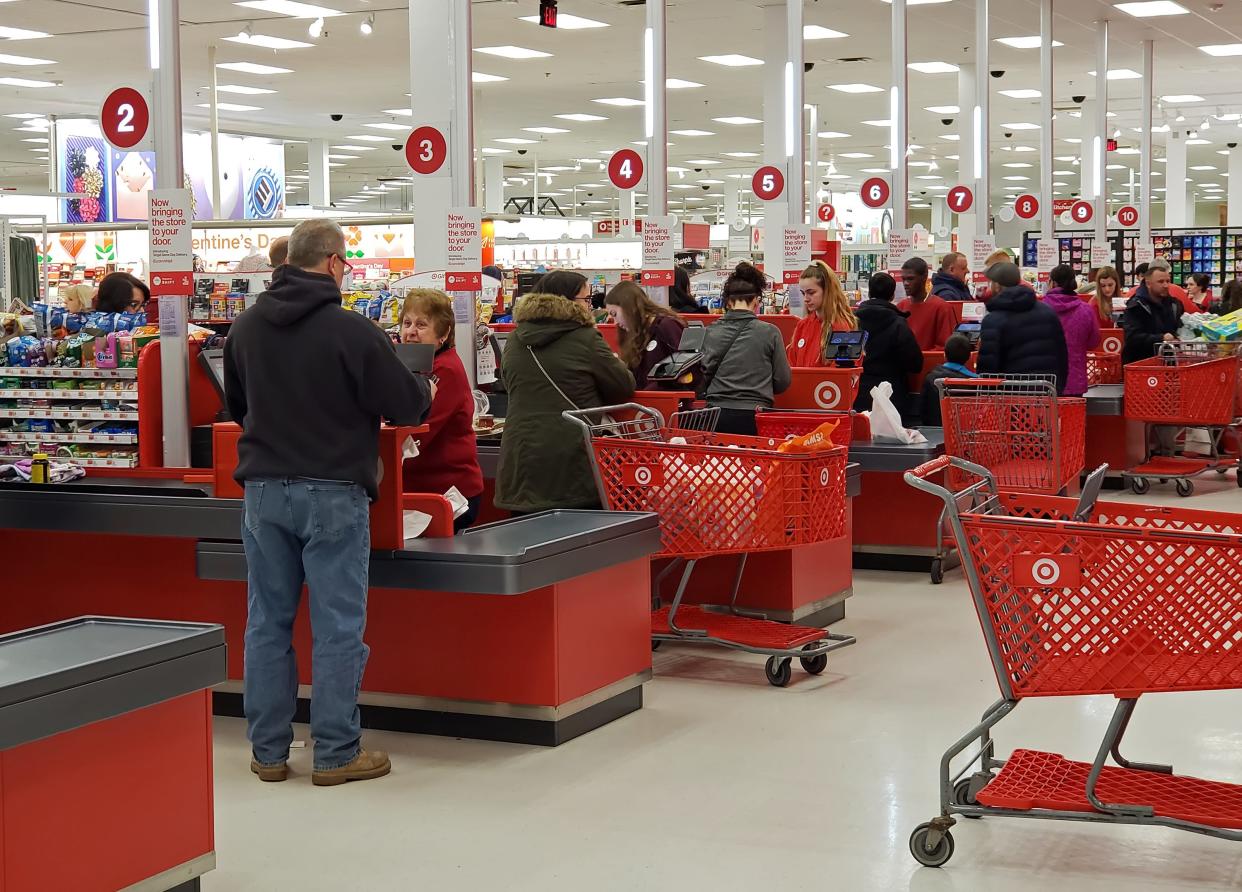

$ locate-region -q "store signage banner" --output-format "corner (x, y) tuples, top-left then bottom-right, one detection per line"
(1090, 244), (1113, 267)
(1036, 240), (1058, 272)
(594, 219), (643, 236)
(445, 207), (482, 292)
(1135, 243), (1156, 266)
(886, 229), (914, 269)
(642, 216), (676, 286)
(971, 236), (996, 283)
(781, 224), (811, 285)
(148, 188), (194, 297)
(727, 222), (751, 255)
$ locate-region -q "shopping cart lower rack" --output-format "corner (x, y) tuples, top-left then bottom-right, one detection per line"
(564, 404), (856, 687)
(903, 455), (1242, 868)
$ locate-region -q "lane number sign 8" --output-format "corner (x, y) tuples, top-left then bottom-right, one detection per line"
(100, 87), (150, 150)
(608, 149), (644, 190)
(753, 166), (784, 201)
(860, 177), (890, 209)
(1014, 194), (1040, 220)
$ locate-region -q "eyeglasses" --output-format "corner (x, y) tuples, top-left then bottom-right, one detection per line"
(333, 253), (354, 276)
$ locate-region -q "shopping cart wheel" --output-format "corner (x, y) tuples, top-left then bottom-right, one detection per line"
(799, 644), (828, 676)
(909, 822), (955, 868)
(651, 640), (662, 652)
(1129, 477), (1150, 495)
(930, 558), (944, 585)
(952, 777), (982, 818)
(764, 656), (792, 687)
(1176, 478), (1194, 498)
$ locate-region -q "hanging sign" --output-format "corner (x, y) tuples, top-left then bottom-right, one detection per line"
(100, 87), (150, 150)
(860, 177), (890, 209)
(1135, 243), (1156, 266)
(1070, 200), (1094, 224)
(445, 207), (482, 292)
(1014, 194), (1040, 220)
(1036, 240), (1058, 271)
(971, 236), (997, 284)
(781, 224), (812, 285)
(752, 166), (785, 201)
(817, 203), (835, 223)
(607, 149), (644, 190)
(886, 228), (914, 269)
(148, 188), (193, 297)
(405, 124), (449, 176)
(642, 215), (676, 286)
(1117, 205), (1140, 228)
(946, 185), (974, 214)
(1090, 243), (1113, 267)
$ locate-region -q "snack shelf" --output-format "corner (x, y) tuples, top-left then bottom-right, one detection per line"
(0, 453), (138, 469)
(0, 389), (137, 400)
(0, 432), (138, 445)
(0, 367), (137, 380)
(0, 408), (139, 421)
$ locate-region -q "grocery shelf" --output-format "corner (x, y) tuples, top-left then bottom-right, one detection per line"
(0, 367), (137, 379)
(0, 408), (139, 421)
(0, 389), (136, 400)
(0, 432), (138, 445)
(0, 454), (138, 469)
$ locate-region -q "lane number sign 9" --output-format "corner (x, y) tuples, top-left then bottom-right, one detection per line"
(753, 166), (784, 201)
(100, 87), (150, 150)
(608, 149), (644, 190)
(405, 126), (448, 176)
(1070, 200), (1094, 224)
(860, 177), (890, 209)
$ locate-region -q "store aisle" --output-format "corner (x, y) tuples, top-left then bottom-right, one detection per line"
(207, 483), (1242, 892)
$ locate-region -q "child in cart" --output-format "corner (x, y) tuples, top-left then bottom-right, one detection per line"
(918, 333), (978, 427)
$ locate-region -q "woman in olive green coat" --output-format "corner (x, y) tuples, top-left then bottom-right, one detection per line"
(496, 276), (636, 513)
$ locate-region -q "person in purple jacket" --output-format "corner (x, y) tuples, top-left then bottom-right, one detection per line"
(1044, 265), (1101, 397)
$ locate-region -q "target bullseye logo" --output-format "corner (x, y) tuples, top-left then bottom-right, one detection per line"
(623, 463), (662, 487)
(1016, 553), (1081, 588)
(1147, 375), (1159, 388)
(634, 466), (652, 485)
(820, 468), (830, 487)
(1102, 336), (1122, 353)
(1031, 558), (1061, 585)
(814, 381), (842, 409)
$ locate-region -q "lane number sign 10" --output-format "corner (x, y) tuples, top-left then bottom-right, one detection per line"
(1117, 205), (1139, 228)
(100, 87), (150, 150)
(607, 149), (644, 190)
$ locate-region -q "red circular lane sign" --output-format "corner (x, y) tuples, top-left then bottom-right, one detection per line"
(753, 166), (785, 201)
(1014, 194), (1040, 220)
(817, 203), (835, 223)
(607, 149), (644, 190)
(1117, 205), (1140, 228)
(860, 177), (890, 209)
(405, 126), (448, 175)
(1071, 200), (1094, 224)
(946, 185), (974, 214)
(100, 87), (149, 150)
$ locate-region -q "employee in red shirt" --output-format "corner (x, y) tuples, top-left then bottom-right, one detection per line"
(400, 289), (485, 532)
(787, 260), (857, 366)
(897, 257), (957, 350)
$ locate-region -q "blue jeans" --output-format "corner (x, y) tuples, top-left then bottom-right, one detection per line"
(242, 478), (371, 771)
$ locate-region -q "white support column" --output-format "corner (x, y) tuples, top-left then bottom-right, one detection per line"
(309, 138), (330, 208)
(785, 1), (805, 227)
(956, 63), (976, 250)
(645, 0), (668, 218)
(619, 189), (636, 236)
(1140, 39), (1154, 242)
(1093, 20), (1109, 242)
(762, 3), (788, 232)
(208, 43), (221, 214)
(1039, 0), (1054, 244)
(46, 115), (57, 193)
(807, 103), (818, 223)
(410, 0), (475, 383)
(1229, 146), (1242, 227)
(483, 156), (504, 214)
(1166, 129), (1188, 227)
(891, 0), (908, 231)
(974, 0), (990, 232)
(931, 200), (950, 242)
(725, 177), (742, 226)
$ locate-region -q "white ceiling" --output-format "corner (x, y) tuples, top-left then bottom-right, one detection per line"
(2, 0), (1242, 218)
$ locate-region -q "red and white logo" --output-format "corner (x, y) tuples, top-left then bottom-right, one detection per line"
(860, 177), (890, 209)
(607, 149), (644, 190)
(1014, 194), (1040, 220)
(405, 126), (448, 175)
(753, 166), (785, 201)
(1070, 200), (1094, 224)
(1117, 205), (1140, 228)
(946, 185), (974, 214)
(817, 203), (835, 223)
(1102, 335), (1122, 353)
(100, 87), (150, 150)
(1015, 554), (1081, 588)
(814, 380), (844, 409)
(622, 463), (663, 487)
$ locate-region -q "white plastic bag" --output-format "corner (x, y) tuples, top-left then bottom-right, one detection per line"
(867, 381), (928, 445)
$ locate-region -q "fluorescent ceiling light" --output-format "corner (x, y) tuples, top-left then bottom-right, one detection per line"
(592, 97), (644, 106)
(523, 126), (569, 134)
(925, 105), (960, 114)
(210, 84), (276, 95)
(1200, 43), (1242, 56)
(698, 54), (764, 67)
(713, 116), (762, 125)
(861, 119), (891, 127)
(556, 113), (607, 122)
(327, 154), (357, 160)
(818, 131), (850, 138)
(480, 147), (510, 154)
(332, 145), (376, 152)
(1161, 94), (1204, 103)
(1188, 138), (1211, 145)
(347, 134), (389, 142)
(197, 102), (262, 111)
(829, 83), (883, 93)
(1003, 162), (1034, 168)
(0, 77), (54, 87)
(995, 36), (1063, 49)
(880, 0), (952, 4)
(362, 122), (411, 131)
(671, 129), (714, 136)
(472, 72), (508, 83)
(724, 151), (759, 157)
(999, 89), (1041, 99)
(216, 61), (292, 74)
(4, 113), (43, 119)
(0, 52), (54, 65)
(1114, 0), (1188, 16)
(804, 25), (848, 39)
(666, 78), (704, 89)
(518, 12), (608, 28)
(1191, 164), (1217, 170)
(495, 137), (538, 144)
(1116, 147), (1140, 154)
(20, 137), (47, 143)
(915, 175), (943, 180)
(224, 34), (312, 49)
(1002, 122), (1040, 130)
(475, 46), (551, 59)
(839, 152), (873, 159)
(939, 134), (961, 141)
(686, 159), (720, 165)
(1012, 145), (1038, 152)
(382, 108), (413, 116)
(235, 1), (343, 17)
(861, 168), (890, 173)
(0, 26), (50, 40)
(1002, 175), (1029, 181)
(1089, 69), (1142, 79)
(909, 61), (959, 74)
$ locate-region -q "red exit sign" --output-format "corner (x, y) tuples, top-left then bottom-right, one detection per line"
(540, 0), (557, 27)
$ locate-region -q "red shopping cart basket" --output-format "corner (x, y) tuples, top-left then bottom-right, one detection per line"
(1124, 350), (1239, 427)
(902, 455), (1242, 869)
(1086, 351), (1121, 387)
(754, 408), (855, 449)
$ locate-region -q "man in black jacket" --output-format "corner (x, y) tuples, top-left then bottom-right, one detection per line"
(1121, 260), (1179, 364)
(224, 218), (433, 787)
(931, 252), (973, 301)
(854, 272), (924, 424)
(976, 261), (1069, 393)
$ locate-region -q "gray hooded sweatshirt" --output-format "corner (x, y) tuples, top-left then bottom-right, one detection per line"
(701, 309), (792, 410)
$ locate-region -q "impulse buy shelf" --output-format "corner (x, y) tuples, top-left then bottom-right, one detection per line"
(0, 366), (139, 468)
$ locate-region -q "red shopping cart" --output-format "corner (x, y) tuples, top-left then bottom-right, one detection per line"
(753, 408), (856, 449)
(1086, 351), (1122, 387)
(1123, 341), (1241, 496)
(564, 404), (856, 687)
(928, 375), (1087, 584)
(905, 455), (1242, 868)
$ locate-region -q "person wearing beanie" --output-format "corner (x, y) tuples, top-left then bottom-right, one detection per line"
(976, 261), (1069, 394)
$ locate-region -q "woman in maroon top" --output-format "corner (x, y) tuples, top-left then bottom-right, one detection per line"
(400, 289), (484, 532)
(604, 280), (685, 389)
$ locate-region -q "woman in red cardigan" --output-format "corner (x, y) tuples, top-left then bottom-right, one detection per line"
(787, 261), (858, 366)
(400, 289), (484, 532)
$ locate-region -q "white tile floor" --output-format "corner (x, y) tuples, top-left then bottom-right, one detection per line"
(206, 475), (1242, 891)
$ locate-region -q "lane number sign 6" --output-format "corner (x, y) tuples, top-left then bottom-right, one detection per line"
(405, 126), (448, 176)
(608, 149), (644, 190)
(860, 177), (890, 209)
(100, 87), (150, 150)
(753, 166), (785, 201)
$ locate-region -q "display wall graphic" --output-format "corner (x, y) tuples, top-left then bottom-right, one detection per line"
(60, 135), (110, 225)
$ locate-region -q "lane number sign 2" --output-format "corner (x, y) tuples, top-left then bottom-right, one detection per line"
(1014, 194), (1040, 220)
(405, 126), (448, 176)
(860, 177), (890, 209)
(607, 149), (644, 190)
(946, 185), (973, 214)
(100, 87), (150, 150)
(753, 166), (784, 201)
(1117, 205), (1139, 228)
(1071, 200), (1094, 224)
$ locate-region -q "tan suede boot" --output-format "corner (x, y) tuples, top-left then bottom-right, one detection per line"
(312, 749), (391, 787)
(250, 759), (289, 782)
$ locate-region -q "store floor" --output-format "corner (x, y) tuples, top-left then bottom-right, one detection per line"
(206, 476), (1242, 892)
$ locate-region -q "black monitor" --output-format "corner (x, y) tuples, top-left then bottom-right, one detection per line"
(825, 329), (868, 365)
(197, 347), (229, 421)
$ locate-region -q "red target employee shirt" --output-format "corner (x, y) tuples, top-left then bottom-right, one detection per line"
(786, 314), (854, 367)
(896, 294), (957, 351)
(402, 348), (484, 500)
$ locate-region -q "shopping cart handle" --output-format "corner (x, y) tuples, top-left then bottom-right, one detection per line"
(944, 377), (1006, 386)
(907, 455), (952, 480)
